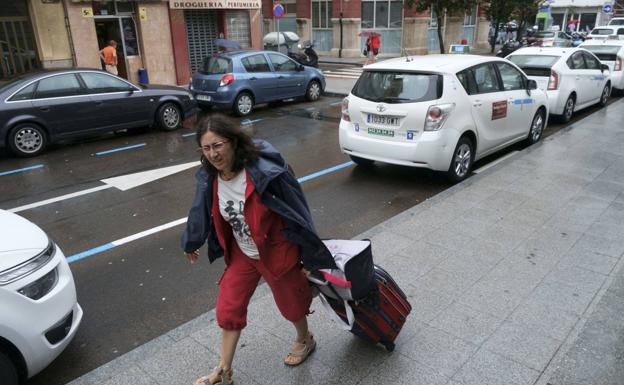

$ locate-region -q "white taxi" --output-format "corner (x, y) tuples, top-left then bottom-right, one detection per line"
(0, 209), (83, 384)
(339, 55), (549, 182)
(507, 47), (611, 123)
(580, 39), (624, 94)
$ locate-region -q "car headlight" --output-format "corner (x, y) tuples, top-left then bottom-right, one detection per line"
(0, 241), (56, 285)
(18, 267), (58, 300)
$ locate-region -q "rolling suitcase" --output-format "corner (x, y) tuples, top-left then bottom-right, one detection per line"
(315, 264), (412, 352)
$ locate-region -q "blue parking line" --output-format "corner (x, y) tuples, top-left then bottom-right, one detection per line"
(95, 143), (146, 156)
(297, 161), (355, 184)
(66, 243), (115, 263)
(241, 118), (263, 125)
(0, 164), (44, 177)
(182, 132), (196, 138)
(66, 161), (356, 264)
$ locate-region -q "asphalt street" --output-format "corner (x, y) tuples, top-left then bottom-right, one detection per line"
(0, 92), (619, 385)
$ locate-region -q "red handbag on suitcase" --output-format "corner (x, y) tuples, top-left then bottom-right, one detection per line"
(312, 264), (412, 352)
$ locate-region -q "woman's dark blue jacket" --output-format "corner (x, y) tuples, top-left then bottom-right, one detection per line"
(181, 139), (336, 272)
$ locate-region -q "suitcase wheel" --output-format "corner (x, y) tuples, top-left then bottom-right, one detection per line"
(384, 342), (395, 352)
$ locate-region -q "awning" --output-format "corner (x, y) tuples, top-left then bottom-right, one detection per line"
(168, 0), (260, 9)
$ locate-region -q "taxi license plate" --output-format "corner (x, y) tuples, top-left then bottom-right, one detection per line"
(367, 114), (400, 126)
(196, 94), (211, 101)
(368, 127), (394, 137)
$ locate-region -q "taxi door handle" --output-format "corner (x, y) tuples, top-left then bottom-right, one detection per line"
(39, 106), (50, 112)
(473, 101), (482, 107)
(250, 77), (257, 81)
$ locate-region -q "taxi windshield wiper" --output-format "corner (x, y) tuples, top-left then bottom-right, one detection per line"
(379, 97), (410, 103)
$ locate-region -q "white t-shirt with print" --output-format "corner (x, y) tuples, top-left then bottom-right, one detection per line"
(218, 170), (259, 259)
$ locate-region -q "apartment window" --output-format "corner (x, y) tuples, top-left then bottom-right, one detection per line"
(362, 1), (402, 29)
(312, 0), (332, 29)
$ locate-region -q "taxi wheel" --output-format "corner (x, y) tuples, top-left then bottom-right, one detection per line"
(447, 137), (474, 183)
(527, 110), (545, 145)
(599, 84), (610, 107)
(0, 351), (19, 385)
(233, 92), (254, 116)
(8, 123), (47, 157)
(350, 155), (374, 167)
(157, 102), (182, 131)
(560, 95), (575, 123)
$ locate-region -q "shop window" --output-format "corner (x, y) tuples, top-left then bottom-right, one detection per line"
(226, 11), (250, 49)
(121, 18), (139, 56)
(362, 1), (402, 29)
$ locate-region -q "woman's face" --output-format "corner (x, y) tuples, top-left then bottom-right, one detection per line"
(200, 131), (235, 173)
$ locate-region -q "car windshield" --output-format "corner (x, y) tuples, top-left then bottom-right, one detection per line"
(351, 71), (442, 103)
(507, 55), (560, 68)
(536, 32), (555, 38)
(200, 56), (231, 75)
(591, 29), (615, 35)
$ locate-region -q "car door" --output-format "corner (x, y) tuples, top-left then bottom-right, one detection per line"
(240, 54), (276, 103)
(458, 63), (509, 154)
(78, 71), (149, 129)
(566, 51), (591, 105)
(267, 53), (306, 98)
(29, 73), (96, 137)
(495, 62), (535, 140)
(582, 51), (607, 102)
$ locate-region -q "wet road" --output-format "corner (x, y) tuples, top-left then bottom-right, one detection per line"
(0, 93), (618, 385)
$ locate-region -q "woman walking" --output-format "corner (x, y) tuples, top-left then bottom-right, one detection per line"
(181, 114), (334, 385)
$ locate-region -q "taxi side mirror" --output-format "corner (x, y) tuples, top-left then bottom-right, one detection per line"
(601, 63), (609, 72)
(527, 79), (538, 90)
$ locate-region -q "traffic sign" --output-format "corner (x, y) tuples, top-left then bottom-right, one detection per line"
(273, 3), (285, 19)
(603, 3), (613, 13)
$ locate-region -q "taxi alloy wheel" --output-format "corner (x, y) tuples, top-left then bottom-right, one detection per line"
(234, 92), (253, 116)
(562, 96), (575, 123)
(447, 137), (473, 183)
(528, 110), (545, 145)
(9, 123), (47, 157)
(599, 85), (610, 107)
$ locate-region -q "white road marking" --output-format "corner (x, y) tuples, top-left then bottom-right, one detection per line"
(9, 185), (113, 213)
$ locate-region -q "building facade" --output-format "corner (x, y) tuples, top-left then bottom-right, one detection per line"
(548, 0), (616, 33)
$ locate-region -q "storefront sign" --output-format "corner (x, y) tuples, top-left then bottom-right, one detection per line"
(139, 6), (147, 20)
(82, 7), (93, 17)
(169, 0), (260, 9)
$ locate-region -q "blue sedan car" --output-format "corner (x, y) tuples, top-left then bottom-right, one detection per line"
(190, 50), (325, 116)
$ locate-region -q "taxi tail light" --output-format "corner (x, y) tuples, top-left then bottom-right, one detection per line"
(615, 58), (622, 71)
(219, 73), (235, 87)
(548, 71), (560, 90)
(586, 36), (593, 40)
(424, 103), (455, 131)
(341, 97), (351, 122)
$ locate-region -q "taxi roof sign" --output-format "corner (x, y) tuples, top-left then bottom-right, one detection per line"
(449, 44), (471, 54)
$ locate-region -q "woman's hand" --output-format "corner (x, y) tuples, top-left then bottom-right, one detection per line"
(185, 250), (200, 264)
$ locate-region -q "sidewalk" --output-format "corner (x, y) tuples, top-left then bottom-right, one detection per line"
(68, 98), (624, 385)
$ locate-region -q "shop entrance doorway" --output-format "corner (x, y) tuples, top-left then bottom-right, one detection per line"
(95, 19), (127, 78)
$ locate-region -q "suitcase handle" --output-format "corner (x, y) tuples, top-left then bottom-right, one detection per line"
(317, 292), (355, 331)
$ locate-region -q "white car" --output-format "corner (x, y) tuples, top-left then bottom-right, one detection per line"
(507, 47), (611, 123)
(608, 17), (624, 26)
(580, 39), (624, 93)
(0, 209), (83, 384)
(339, 55), (549, 182)
(587, 25), (624, 40)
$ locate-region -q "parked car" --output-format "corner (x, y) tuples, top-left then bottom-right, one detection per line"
(0, 69), (196, 157)
(533, 31), (574, 47)
(580, 39), (624, 93)
(339, 55), (549, 182)
(608, 17), (624, 26)
(0, 209), (83, 385)
(189, 50), (325, 116)
(507, 47), (611, 123)
(587, 26), (624, 40)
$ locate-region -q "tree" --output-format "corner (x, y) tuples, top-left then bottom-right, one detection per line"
(484, 0), (541, 53)
(404, 0), (478, 54)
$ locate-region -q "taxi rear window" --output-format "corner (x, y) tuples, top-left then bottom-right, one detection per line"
(591, 28), (615, 35)
(507, 55), (560, 68)
(582, 45), (621, 61)
(351, 71), (442, 103)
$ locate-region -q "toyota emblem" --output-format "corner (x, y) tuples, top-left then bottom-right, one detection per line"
(376, 104), (386, 113)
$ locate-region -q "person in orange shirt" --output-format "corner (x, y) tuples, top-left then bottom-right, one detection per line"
(99, 40), (118, 75)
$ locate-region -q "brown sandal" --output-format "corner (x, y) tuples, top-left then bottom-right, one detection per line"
(194, 366), (233, 385)
(284, 333), (316, 366)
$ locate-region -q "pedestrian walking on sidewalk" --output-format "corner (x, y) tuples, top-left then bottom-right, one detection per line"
(99, 40), (118, 75)
(364, 35), (381, 65)
(181, 114), (335, 385)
